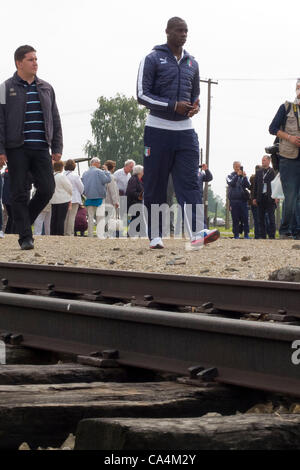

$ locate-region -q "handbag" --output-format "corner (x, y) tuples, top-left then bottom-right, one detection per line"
(271, 173), (284, 199)
(107, 208), (124, 233)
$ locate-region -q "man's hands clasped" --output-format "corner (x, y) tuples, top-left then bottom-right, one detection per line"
(175, 99), (200, 117)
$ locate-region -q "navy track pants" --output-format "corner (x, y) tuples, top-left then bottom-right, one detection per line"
(143, 126), (202, 239)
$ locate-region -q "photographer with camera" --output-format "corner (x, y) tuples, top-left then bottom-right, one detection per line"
(198, 163), (213, 204)
(269, 79), (300, 239)
(252, 155), (277, 239)
(226, 161), (251, 239)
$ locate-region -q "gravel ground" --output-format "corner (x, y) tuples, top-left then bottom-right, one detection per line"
(1, 234), (299, 280)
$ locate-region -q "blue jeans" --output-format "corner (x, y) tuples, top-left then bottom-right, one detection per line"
(279, 156), (300, 236)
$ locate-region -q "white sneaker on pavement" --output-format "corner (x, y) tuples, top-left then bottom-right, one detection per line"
(149, 237), (164, 249)
(0, 231), (4, 238)
(190, 229), (220, 246)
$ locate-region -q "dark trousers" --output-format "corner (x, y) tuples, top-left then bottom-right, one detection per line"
(6, 147), (55, 245)
(0, 178), (2, 232)
(258, 195), (276, 238)
(230, 200), (249, 237)
(251, 205), (261, 239)
(4, 204), (15, 234)
(143, 126), (202, 239)
(51, 203), (69, 236)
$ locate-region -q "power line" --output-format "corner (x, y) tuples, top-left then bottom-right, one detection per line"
(61, 109), (94, 117)
(216, 77), (297, 81)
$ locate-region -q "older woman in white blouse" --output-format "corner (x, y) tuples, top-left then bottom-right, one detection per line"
(63, 159), (84, 236)
(104, 160), (120, 236)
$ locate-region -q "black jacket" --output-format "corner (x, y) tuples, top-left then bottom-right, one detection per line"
(254, 167), (276, 204)
(0, 72), (63, 155)
(126, 174), (144, 209)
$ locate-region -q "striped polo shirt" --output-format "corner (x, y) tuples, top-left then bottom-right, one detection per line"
(22, 79), (48, 149)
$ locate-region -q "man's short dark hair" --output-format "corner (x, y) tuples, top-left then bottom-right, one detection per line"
(14, 45), (36, 65)
(166, 17), (186, 30)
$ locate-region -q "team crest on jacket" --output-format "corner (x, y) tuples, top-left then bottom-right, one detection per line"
(159, 57), (168, 64)
(187, 58), (193, 67)
(144, 146), (151, 157)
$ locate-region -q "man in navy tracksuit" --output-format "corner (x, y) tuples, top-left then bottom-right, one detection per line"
(227, 161), (251, 239)
(137, 17), (219, 249)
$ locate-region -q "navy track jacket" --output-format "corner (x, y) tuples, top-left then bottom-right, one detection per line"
(137, 44), (200, 122)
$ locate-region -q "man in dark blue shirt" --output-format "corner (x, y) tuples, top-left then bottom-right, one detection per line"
(0, 45), (63, 249)
(226, 161), (251, 239)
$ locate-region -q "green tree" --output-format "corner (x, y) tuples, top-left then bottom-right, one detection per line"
(207, 186), (226, 219)
(85, 94), (147, 168)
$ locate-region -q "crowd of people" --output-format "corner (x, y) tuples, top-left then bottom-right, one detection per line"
(226, 76), (300, 241)
(1, 19), (300, 251)
(0, 156), (147, 240)
(227, 157), (278, 240)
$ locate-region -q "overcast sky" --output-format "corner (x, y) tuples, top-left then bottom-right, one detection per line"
(1, 0), (299, 200)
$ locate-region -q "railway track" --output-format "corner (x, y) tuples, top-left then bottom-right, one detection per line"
(0, 262), (299, 397)
(0, 262), (300, 319)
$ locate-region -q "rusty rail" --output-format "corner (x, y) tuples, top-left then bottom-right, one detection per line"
(0, 262), (300, 318)
(0, 292), (300, 397)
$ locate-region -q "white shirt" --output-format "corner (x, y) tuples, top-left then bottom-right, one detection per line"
(50, 172), (73, 204)
(64, 170), (84, 204)
(114, 168), (131, 194)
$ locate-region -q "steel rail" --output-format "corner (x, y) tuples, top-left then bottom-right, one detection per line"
(0, 292), (299, 397)
(0, 262), (300, 317)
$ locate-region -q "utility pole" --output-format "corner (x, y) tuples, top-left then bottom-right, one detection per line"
(200, 148), (203, 166)
(200, 78), (218, 228)
(225, 186), (230, 230)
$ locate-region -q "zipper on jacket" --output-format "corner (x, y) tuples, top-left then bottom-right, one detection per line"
(176, 54), (187, 105)
(177, 63), (181, 103)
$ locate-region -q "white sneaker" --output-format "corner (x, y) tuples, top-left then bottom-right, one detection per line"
(191, 229), (220, 246)
(150, 237), (164, 249)
(0, 231), (4, 238)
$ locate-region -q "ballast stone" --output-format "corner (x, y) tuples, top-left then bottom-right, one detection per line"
(269, 266), (300, 282)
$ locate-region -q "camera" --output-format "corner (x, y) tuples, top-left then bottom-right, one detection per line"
(240, 166), (243, 172)
(199, 164), (203, 169)
(265, 141), (279, 172)
(265, 143), (279, 155)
